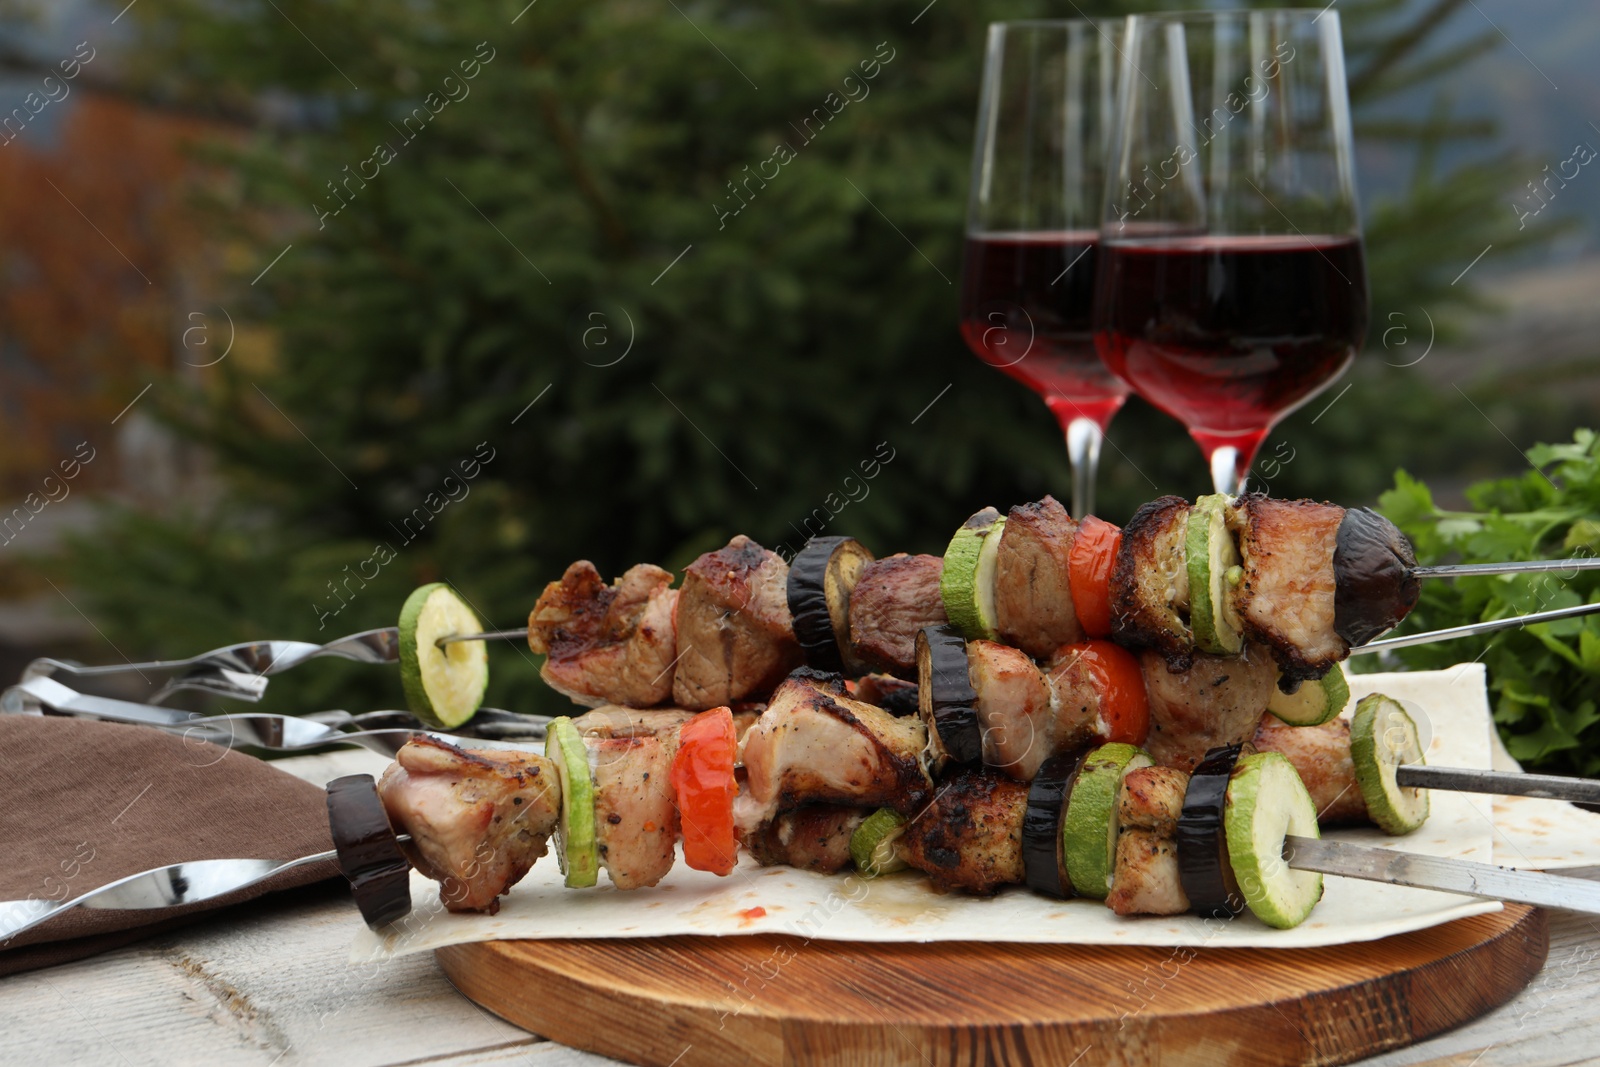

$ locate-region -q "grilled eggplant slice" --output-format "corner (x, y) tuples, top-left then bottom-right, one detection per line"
(787, 536), (875, 674)
(916, 625), (983, 772)
(1333, 507), (1421, 648)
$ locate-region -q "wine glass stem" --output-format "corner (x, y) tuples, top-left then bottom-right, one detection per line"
(1065, 416), (1104, 519)
(1209, 445), (1249, 497)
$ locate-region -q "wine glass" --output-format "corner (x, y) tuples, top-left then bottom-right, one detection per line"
(1093, 9), (1368, 496)
(960, 19), (1128, 519)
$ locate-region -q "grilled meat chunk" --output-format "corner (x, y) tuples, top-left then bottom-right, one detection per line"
(528, 561), (679, 708)
(740, 806), (869, 874)
(1042, 644), (1111, 753)
(735, 673), (931, 832)
(1231, 494), (1347, 685)
(673, 536), (803, 710)
(1111, 496), (1193, 670)
(572, 705), (695, 739)
(847, 553), (947, 677)
(1107, 829), (1189, 916)
(377, 736), (561, 913)
(1117, 766), (1189, 835)
(1106, 764), (1191, 916)
(968, 639), (1055, 781)
(900, 770), (1028, 896)
(1252, 714), (1368, 825)
(993, 496), (1085, 659)
(1140, 644), (1276, 772)
(591, 732), (680, 889)
(854, 672), (921, 716)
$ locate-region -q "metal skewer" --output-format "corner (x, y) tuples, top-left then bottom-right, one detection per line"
(1412, 557), (1600, 579)
(1284, 835), (1600, 914)
(1349, 600), (1600, 656)
(437, 628), (531, 647)
(1394, 765), (1600, 805)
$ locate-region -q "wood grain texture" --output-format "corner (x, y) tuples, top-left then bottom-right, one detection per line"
(437, 906), (1548, 1067)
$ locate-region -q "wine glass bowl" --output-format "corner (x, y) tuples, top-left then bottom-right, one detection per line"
(961, 19), (1127, 518)
(1093, 10), (1368, 495)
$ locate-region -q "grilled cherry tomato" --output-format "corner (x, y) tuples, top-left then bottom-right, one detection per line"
(1063, 639), (1149, 746)
(670, 706), (738, 876)
(1068, 516), (1122, 638)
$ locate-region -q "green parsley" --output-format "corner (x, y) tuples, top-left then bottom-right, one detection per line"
(1375, 429), (1600, 776)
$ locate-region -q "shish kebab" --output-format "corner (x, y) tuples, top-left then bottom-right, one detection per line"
(354, 671), (1600, 935)
(409, 492), (1600, 800)
(436, 491), (1600, 710)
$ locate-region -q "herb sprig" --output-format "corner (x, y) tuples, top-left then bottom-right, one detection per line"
(1377, 429), (1600, 776)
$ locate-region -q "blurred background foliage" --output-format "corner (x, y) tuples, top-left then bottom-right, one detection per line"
(1, 0), (1596, 758)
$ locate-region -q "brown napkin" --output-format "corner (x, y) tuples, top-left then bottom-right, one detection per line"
(0, 715), (341, 975)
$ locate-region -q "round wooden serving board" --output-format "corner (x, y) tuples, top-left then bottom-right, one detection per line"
(436, 904), (1546, 1067)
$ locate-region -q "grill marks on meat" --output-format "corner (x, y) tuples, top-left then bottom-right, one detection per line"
(900, 770), (1028, 896)
(1111, 497), (1193, 670)
(1106, 766), (1191, 916)
(847, 554), (947, 677)
(735, 673), (931, 833)
(673, 536), (802, 710)
(591, 733), (681, 889)
(854, 673), (921, 716)
(1231, 494), (1347, 684)
(528, 562), (679, 708)
(993, 496), (1085, 659)
(968, 640), (1056, 781)
(1116, 766), (1188, 835)
(740, 806), (868, 874)
(1139, 644), (1277, 773)
(377, 736), (560, 913)
(1252, 714), (1368, 825)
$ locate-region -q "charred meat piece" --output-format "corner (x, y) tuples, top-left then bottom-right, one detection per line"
(900, 770), (1028, 896)
(1139, 644), (1276, 772)
(1333, 507), (1421, 648)
(735, 672), (931, 832)
(1106, 764), (1191, 916)
(993, 495), (1085, 659)
(1231, 494), (1347, 685)
(1107, 829), (1189, 916)
(1042, 644), (1110, 754)
(673, 536), (803, 710)
(968, 639), (1056, 781)
(572, 705), (695, 739)
(740, 806), (869, 874)
(1252, 714), (1368, 825)
(847, 554), (947, 677)
(853, 672), (921, 716)
(377, 736), (561, 913)
(1116, 766), (1189, 835)
(528, 561), (679, 708)
(591, 732), (680, 890)
(1111, 496), (1193, 671)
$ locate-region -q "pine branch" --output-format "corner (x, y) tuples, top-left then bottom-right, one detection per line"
(1348, 0), (1470, 102)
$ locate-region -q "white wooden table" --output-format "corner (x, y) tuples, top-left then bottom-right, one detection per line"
(2, 748), (1595, 1067)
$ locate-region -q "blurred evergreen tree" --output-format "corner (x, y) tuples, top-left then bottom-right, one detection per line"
(41, 0), (1565, 719)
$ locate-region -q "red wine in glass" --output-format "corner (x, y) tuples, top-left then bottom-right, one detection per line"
(959, 232), (1128, 513)
(1095, 234), (1367, 488)
(964, 20), (1120, 517)
(1095, 10), (1368, 496)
